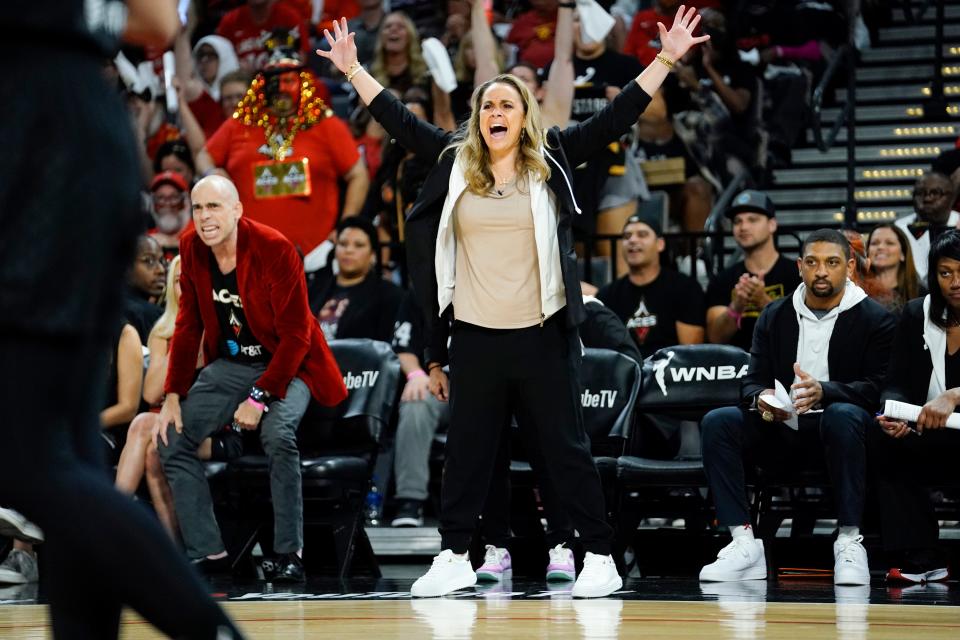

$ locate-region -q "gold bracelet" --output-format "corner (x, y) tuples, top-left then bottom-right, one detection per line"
(655, 53), (675, 70)
(345, 62), (363, 82)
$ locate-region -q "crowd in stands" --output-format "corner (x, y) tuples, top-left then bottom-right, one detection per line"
(2, 0), (958, 594)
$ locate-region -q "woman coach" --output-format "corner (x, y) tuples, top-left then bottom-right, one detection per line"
(318, 6), (708, 598)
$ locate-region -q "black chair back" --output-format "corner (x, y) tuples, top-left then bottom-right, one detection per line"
(637, 344), (749, 420)
(298, 339), (401, 452)
(580, 348), (642, 456)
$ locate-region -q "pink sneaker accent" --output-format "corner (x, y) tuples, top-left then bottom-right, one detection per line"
(546, 544), (576, 581)
(476, 545), (512, 582)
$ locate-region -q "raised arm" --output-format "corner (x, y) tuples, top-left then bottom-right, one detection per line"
(317, 18), (452, 162)
(540, 2), (575, 129)
(559, 5), (708, 167)
(471, 0), (501, 87)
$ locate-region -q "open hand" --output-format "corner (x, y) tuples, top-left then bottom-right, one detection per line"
(316, 17), (358, 75)
(657, 5), (711, 62)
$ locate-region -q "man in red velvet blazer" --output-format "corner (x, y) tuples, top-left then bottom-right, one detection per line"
(155, 175), (346, 582)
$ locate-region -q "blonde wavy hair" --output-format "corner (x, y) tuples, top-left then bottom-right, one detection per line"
(445, 74), (551, 196)
(148, 255), (181, 342)
(371, 12), (428, 89)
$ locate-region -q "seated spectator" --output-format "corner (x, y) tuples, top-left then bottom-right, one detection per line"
(895, 172), (959, 284)
(196, 43), (368, 257)
(390, 0), (446, 39)
(174, 30), (241, 139)
(866, 223), (923, 313)
(668, 9), (759, 189)
(148, 171), (192, 261)
(124, 235), (167, 344)
(390, 292), (449, 528)
(705, 190), (800, 350)
(931, 148), (960, 212)
(309, 217), (403, 342)
(699, 229), (895, 585)
(507, 0), (559, 69)
(155, 176), (346, 582)
(371, 11), (429, 94)
(0, 507), (43, 586)
(153, 139), (197, 187)
(101, 321), (145, 462)
(216, 0), (309, 73)
(597, 212), (705, 358)
(873, 230), (960, 585)
(116, 256), (242, 538)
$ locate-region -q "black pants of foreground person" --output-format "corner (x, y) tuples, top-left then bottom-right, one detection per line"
(0, 51), (240, 640)
(440, 312), (612, 555)
(868, 424), (960, 554)
(701, 404), (870, 528)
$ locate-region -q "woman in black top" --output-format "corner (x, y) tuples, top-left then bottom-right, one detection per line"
(319, 6), (708, 598)
(874, 230), (960, 584)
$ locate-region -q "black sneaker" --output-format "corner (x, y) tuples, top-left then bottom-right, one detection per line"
(266, 552), (305, 583)
(391, 499), (424, 527)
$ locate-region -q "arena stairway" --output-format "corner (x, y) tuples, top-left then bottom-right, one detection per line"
(768, 3), (960, 227)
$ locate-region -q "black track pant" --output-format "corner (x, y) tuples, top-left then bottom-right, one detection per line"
(439, 313), (612, 555)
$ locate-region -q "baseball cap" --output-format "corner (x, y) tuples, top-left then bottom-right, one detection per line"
(150, 170), (189, 193)
(725, 189), (775, 219)
(623, 209), (663, 237)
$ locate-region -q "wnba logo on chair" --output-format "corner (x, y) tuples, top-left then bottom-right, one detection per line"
(652, 350), (748, 397)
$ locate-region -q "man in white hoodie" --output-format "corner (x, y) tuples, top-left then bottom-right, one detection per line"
(697, 229), (896, 586)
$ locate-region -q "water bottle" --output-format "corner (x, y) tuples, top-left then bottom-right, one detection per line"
(364, 476), (383, 526)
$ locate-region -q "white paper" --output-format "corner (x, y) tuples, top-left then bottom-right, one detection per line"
(884, 399), (960, 430)
(162, 51), (178, 114)
(760, 380), (798, 430)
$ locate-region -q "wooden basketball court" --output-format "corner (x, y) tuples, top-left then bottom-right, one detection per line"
(2, 596), (959, 639)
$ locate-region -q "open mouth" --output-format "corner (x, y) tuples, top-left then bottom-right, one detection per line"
(489, 124), (508, 140)
(201, 224), (219, 239)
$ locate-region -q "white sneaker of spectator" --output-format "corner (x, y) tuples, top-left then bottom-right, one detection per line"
(834, 534), (870, 585)
(546, 543), (576, 581)
(700, 537), (767, 582)
(410, 549), (477, 597)
(0, 507), (43, 544)
(571, 552), (622, 598)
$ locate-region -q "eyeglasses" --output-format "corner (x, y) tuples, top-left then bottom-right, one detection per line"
(138, 255), (167, 270)
(913, 188), (951, 199)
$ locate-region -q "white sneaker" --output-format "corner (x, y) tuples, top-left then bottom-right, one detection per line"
(699, 537), (767, 582)
(834, 534), (870, 585)
(410, 549), (477, 597)
(0, 508), (43, 544)
(571, 552), (622, 598)
(546, 544), (576, 581)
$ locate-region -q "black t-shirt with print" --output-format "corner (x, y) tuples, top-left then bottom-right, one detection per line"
(210, 259), (270, 364)
(546, 50), (645, 236)
(597, 269), (706, 359)
(392, 291), (425, 359)
(317, 283), (355, 342)
(705, 255), (802, 352)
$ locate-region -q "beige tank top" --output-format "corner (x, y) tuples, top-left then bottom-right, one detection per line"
(452, 178), (542, 328)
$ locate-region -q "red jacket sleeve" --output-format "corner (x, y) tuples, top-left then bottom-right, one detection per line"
(164, 241), (204, 397)
(255, 241), (314, 398)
